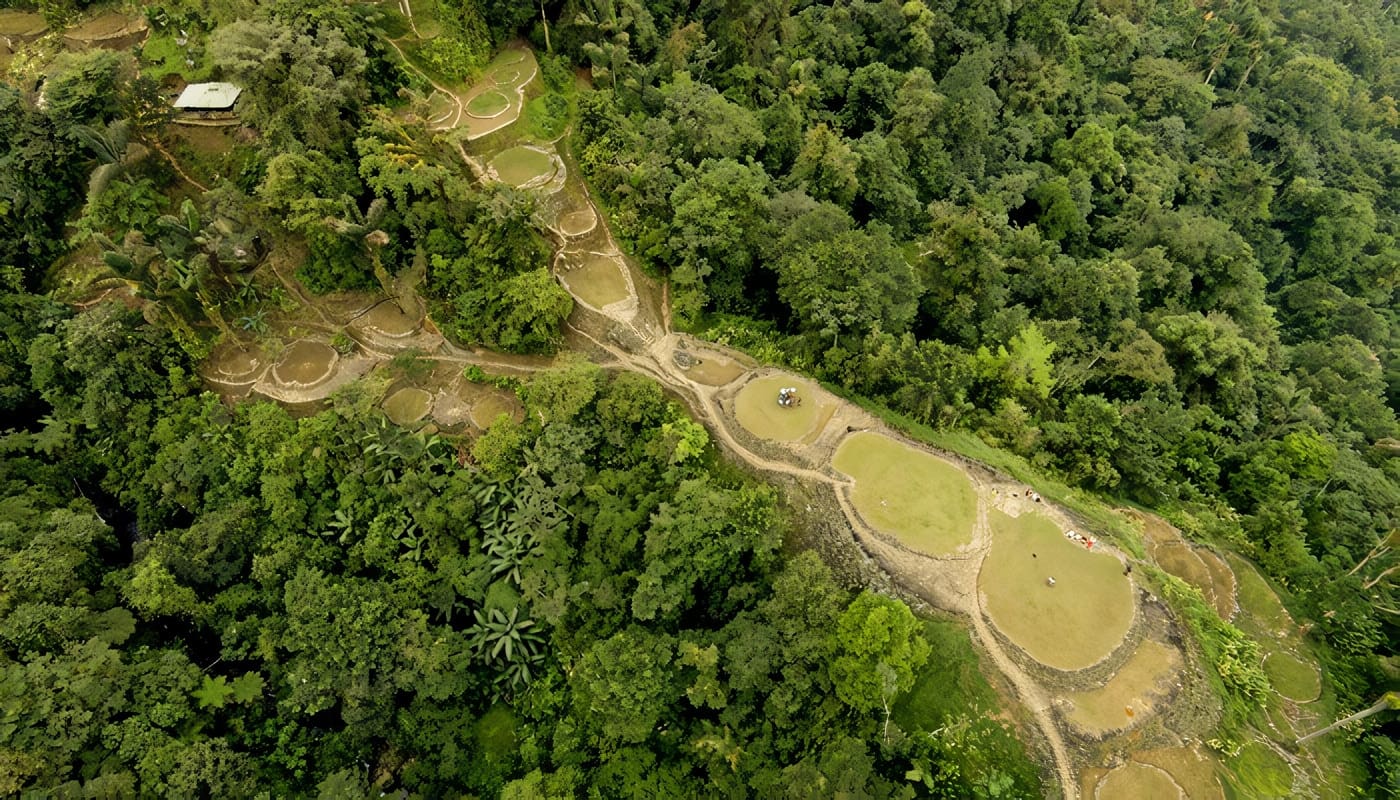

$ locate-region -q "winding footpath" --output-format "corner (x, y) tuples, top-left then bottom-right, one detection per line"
(226, 28), (1156, 798)
(416, 43), (1085, 797)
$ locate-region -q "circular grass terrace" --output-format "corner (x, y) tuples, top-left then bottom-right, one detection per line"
(0, 10), (47, 38)
(360, 301), (420, 337)
(1095, 762), (1182, 800)
(684, 353), (747, 386)
(469, 391), (523, 429)
(733, 374), (830, 443)
(204, 344), (264, 384)
(1062, 639), (1180, 735)
(557, 207), (597, 237)
(979, 509), (1135, 671)
(466, 89), (511, 118)
(1132, 748), (1225, 800)
(1263, 651), (1321, 702)
(832, 432), (977, 557)
(382, 387), (433, 426)
(271, 341), (338, 388)
(559, 252), (631, 309)
(490, 146), (557, 188)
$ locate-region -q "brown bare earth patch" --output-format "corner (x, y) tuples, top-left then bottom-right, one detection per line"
(683, 353), (747, 386)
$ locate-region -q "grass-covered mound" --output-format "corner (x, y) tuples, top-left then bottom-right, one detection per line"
(979, 510), (1134, 671)
(832, 431), (977, 556)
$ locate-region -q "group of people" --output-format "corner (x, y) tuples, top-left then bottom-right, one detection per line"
(1023, 488), (1043, 503)
(1065, 529), (1096, 550)
(777, 387), (802, 407)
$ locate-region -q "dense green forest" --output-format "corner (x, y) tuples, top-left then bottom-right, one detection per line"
(1, 0), (1397, 795)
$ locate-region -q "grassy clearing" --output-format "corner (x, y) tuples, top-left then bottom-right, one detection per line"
(893, 619), (1042, 797)
(980, 509), (1135, 670)
(822, 386), (1146, 557)
(560, 253), (630, 309)
(734, 374), (827, 442)
(406, 0), (443, 38)
(1223, 742), (1293, 799)
(1096, 762), (1182, 798)
(466, 88), (510, 117)
(832, 431), (977, 556)
(140, 32), (212, 82)
(489, 146), (555, 186)
(1134, 748), (1225, 800)
(1063, 639), (1180, 735)
(1263, 651), (1321, 703)
(1229, 554), (1296, 638)
(382, 387), (432, 426)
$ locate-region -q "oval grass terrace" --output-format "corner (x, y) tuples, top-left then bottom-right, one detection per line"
(271, 340), (339, 388)
(1094, 761), (1183, 799)
(557, 252), (632, 310)
(1061, 638), (1181, 736)
(832, 431), (978, 557)
(489, 145), (558, 188)
(465, 88), (511, 118)
(979, 509), (1135, 672)
(733, 374), (835, 443)
(382, 386), (433, 426)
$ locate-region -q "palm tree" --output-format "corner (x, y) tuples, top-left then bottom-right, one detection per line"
(71, 120), (150, 211)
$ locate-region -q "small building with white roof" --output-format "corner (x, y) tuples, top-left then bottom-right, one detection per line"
(173, 82), (242, 112)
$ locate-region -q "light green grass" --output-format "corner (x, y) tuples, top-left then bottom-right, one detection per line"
(980, 509), (1135, 671)
(734, 374), (828, 442)
(561, 254), (630, 309)
(523, 93), (570, 140)
(1228, 554), (1296, 638)
(466, 88), (510, 117)
(1096, 762), (1182, 798)
(140, 33), (212, 81)
(832, 431), (977, 556)
(1223, 742), (1293, 799)
(1134, 748), (1225, 800)
(382, 387), (432, 426)
(822, 385), (1146, 557)
(1263, 651), (1321, 702)
(406, 0), (443, 38)
(490, 146), (555, 186)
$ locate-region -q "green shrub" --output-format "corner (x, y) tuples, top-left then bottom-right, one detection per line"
(1153, 567), (1270, 723)
(415, 35), (487, 82)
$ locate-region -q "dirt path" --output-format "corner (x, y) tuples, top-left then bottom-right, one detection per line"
(230, 36), (1108, 798)
(568, 325), (1082, 797)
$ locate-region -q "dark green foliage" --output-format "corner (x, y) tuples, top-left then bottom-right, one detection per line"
(2, 319), (972, 795)
(563, 2), (1396, 789)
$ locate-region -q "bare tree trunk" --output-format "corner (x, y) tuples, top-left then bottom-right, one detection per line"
(1296, 693), (1399, 745)
(540, 0), (551, 52)
(1363, 564), (1400, 591)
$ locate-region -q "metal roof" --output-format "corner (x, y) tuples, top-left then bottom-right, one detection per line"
(173, 82), (242, 110)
